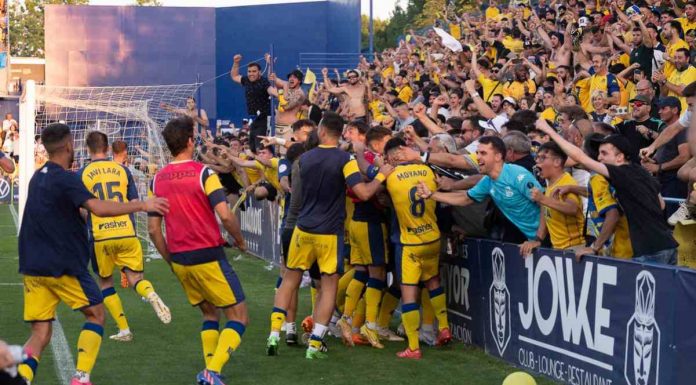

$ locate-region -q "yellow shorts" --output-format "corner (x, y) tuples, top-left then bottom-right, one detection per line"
(23, 273), (103, 322)
(287, 227), (343, 275)
(349, 221), (388, 266)
(171, 258), (245, 308)
(395, 241), (441, 285)
(91, 237), (143, 278)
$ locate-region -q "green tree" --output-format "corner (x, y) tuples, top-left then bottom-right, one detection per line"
(9, 0), (88, 58)
(415, 0), (446, 28)
(361, 14), (389, 52)
(135, 0), (163, 5)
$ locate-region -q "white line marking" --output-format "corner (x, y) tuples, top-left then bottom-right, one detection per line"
(447, 309), (473, 320)
(8, 205), (75, 385)
(50, 318), (76, 385)
(0, 282), (22, 286)
(518, 335), (613, 371)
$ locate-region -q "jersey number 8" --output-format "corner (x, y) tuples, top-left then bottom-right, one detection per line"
(408, 186), (425, 218)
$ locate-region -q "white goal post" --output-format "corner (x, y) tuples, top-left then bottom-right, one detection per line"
(18, 80), (201, 245)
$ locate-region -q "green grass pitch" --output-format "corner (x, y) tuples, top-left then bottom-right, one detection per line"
(0, 206), (557, 385)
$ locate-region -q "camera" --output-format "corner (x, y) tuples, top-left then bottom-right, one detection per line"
(616, 106), (628, 115)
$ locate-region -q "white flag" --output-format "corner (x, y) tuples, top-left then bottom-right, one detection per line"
(433, 27), (463, 52)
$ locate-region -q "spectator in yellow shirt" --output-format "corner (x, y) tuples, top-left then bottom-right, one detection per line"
(394, 70), (414, 103)
(653, 47), (696, 112)
(662, 21), (689, 78)
(676, 1), (696, 36)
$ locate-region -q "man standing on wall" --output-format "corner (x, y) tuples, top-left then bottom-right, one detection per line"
(231, 54), (272, 153)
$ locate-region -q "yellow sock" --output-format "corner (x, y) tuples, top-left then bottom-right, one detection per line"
(421, 287), (435, 326)
(18, 356), (39, 382)
(134, 279), (156, 298)
(102, 287), (129, 331)
(75, 323), (103, 375)
(207, 321), (245, 373)
(336, 268), (355, 313)
(310, 285), (317, 314)
(343, 270), (368, 318)
(365, 278), (385, 326)
(353, 298), (366, 329)
(201, 321), (220, 366)
(377, 287), (400, 329)
(429, 287), (449, 331)
(270, 307), (287, 332)
(401, 303), (420, 351)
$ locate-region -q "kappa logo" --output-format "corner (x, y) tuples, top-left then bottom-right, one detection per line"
(489, 247), (511, 356)
(625, 270), (660, 385)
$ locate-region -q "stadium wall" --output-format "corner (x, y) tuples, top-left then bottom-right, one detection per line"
(44, 1), (361, 123)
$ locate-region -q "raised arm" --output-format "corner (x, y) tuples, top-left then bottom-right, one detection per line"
(230, 54), (243, 84)
(464, 80), (496, 120)
(322, 68), (346, 95)
(535, 119), (609, 177)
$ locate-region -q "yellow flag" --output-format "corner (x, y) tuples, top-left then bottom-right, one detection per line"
(449, 23), (461, 40)
(304, 68), (317, 85)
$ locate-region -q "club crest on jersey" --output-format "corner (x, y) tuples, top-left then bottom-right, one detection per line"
(489, 247), (511, 356)
(624, 270), (660, 385)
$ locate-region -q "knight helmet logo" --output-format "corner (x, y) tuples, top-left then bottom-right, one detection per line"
(625, 270), (660, 385)
(489, 247), (511, 356)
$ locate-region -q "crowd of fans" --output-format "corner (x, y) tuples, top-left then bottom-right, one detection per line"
(186, 0), (696, 266)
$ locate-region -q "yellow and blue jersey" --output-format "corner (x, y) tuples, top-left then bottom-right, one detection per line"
(544, 173), (585, 249)
(256, 157), (281, 191)
(80, 159), (138, 242)
(587, 173), (633, 259)
(386, 164), (440, 245)
(19, 161), (96, 277)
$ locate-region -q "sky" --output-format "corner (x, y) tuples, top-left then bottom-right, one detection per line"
(88, 0), (401, 20)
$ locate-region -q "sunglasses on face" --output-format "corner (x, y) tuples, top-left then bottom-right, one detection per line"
(631, 101), (646, 108)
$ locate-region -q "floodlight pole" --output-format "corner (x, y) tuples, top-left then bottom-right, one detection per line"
(369, 0), (374, 56)
(269, 44), (275, 137)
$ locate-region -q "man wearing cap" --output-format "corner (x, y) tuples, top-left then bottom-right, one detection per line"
(269, 70), (306, 155)
(615, 94), (665, 151)
(322, 67), (369, 122)
(535, 119), (678, 265)
(641, 96), (690, 216)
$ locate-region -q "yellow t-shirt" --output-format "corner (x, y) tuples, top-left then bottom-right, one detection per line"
(478, 74), (503, 102)
(575, 78), (592, 112)
(544, 173), (585, 249)
(667, 65), (696, 112)
(677, 17), (696, 35)
(242, 154), (262, 184)
(665, 39), (689, 78)
(540, 107), (557, 123)
(369, 100), (389, 123)
(397, 85), (414, 103)
(587, 174), (633, 259)
(502, 36), (524, 54)
(485, 6), (500, 20)
(256, 157), (281, 191)
(503, 79), (536, 102)
(386, 164), (440, 245)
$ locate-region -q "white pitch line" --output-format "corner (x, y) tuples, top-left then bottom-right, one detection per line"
(8, 205), (75, 385)
(0, 282), (22, 286)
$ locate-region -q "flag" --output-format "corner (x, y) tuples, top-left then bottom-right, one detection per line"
(433, 27), (463, 52)
(449, 23), (461, 40)
(304, 68), (318, 103)
(304, 68), (317, 85)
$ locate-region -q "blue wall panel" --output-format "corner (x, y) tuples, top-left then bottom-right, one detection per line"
(44, 1), (360, 122)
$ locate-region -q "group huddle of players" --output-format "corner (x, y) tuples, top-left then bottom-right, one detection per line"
(14, 112), (452, 385)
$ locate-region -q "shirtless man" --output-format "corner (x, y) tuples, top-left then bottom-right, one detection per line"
(322, 68), (369, 122)
(533, 14), (573, 68)
(269, 70), (306, 154)
(161, 97), (210, 139)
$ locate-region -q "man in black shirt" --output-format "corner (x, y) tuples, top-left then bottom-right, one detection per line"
(615, 94), (664, 154)
(642, 97), (689, 216)
(536, 119), (678, 265)
(230, 54), (272, 153)
(628, 18), (655, 76)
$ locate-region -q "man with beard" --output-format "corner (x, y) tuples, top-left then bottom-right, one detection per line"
(654, 48), (696, 112)
(230, 54), (272, 152)
(322, 68), (369, 122)
(503, 64), (537, 102)
(535, 18), (572, 68)
(661, 21), (689, 78)
(269, 70), (306, 155)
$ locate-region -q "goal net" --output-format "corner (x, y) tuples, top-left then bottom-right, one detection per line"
(18, 81), (201, 248)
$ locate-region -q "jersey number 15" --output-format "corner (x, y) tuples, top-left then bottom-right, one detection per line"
(92, 182), (124, 202)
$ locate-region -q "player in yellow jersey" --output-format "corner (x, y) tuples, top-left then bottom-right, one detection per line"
(377, 137), (452, 359)
(79, 132), (171, 343)
(520, 142), (585, 256)
(230, 146), (280, 201)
